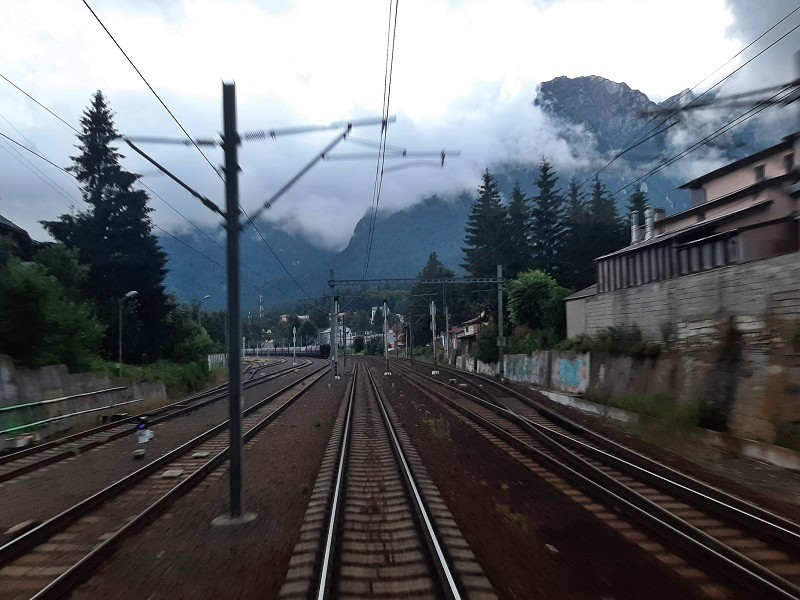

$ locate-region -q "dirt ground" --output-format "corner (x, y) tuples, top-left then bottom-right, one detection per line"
(503, 381), (800, 522)
(71, 370), (348, 600)
(0, 361), (326, 539)
(380, 373), (719, 600)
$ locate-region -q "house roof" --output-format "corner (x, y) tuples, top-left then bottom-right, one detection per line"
(679, 133), (796, 189)
(595, 198), (773, 261)
(565, 284), (597, 301)
(656, 173), (792, 227)
(0, 214), (28, 236)
(462, 315), (488, 326)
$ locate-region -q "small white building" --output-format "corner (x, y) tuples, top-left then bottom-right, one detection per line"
(319, 326), (353, 347)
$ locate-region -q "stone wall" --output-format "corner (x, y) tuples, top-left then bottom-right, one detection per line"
(583, 251), (800, 342)
(457, 346), (800, 444)
(461, 351), (591, 394)
(0, 357), (167, 441)
(570, 251), (800, 443)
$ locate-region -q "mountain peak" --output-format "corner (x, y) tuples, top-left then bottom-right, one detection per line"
(535, 75), (658, 153)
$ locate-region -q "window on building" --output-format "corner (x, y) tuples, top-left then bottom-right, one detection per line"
(754, 164), (766, 182)
(785, 153), (795, 172)
(690, 188), (706, 207)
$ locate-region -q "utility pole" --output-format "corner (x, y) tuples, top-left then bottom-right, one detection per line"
(406, 315), (409, 359)
(292, 325), (297, 366)
(342, 313), (346, 370)
(409, 308), (414, 365)
(431, 300), (439, 375)
(333, 293), (340, 380)
(497, 264), (505, 381)
(383, 299), (391, 375)
(444, 304), (450, 365)
(214, 82), (252, 525)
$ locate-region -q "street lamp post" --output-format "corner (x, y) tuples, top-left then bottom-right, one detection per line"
(118, 290), (138, 377)
(199, 294), (211, 328)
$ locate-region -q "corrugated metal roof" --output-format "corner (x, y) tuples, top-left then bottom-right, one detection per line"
(565, 284), (597, 301)
(594, 199), (772, 261)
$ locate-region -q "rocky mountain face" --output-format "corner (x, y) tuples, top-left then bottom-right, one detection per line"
(536, 75), (661, 154)
(162, 75), (778, 309)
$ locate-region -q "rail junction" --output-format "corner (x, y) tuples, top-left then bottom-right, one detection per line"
(1, 356), (799, 599)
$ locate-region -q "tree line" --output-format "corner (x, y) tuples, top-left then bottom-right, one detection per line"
(0, 91), (213, 377)
(409, 159), (642, 359)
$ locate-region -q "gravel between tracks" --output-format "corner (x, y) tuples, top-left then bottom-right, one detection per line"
(498, 380), (800, 521)
(0, 361), (322, 538)
(381, 373), (721, 600)
(70, 370), (347, 600)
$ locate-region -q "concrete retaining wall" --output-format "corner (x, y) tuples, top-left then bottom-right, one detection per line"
(0, 357), (167, 442)
(582, 251), (800, 343)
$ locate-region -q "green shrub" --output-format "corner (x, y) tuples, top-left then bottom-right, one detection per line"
(92, 359), (211, 397)
(476, 323), (499, 364)
(557, 327), (661, 359)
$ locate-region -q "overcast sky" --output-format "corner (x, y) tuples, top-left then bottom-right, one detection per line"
(2, 0), (798, 249)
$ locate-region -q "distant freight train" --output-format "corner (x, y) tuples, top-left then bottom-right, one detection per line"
(242, 344), (330, 359)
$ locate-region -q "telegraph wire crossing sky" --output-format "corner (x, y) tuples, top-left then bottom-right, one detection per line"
(1, 0), (798, 248)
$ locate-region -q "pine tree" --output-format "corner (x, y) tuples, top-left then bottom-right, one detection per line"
(585, 175), (627, 273)
(504, 182), (532, 279)
(529, 158), (566, 277)
(560, 177), (589, 291)
(42, 91), (169, 362)
(626, 188), (648, 221)
(411, 252), (455, 346)
(461, 169), (506, 277)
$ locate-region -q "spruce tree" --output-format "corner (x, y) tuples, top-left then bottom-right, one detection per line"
(560, 177), (589, 291)
(504, 182), (532, 279)
(411, 252), (455, 346)
(585, 175), (627, 276)
(461, 169), (506, 277)
(42, 91), (169, 363)
(626, 188), (648, 221)
(529, 158), (566, 277)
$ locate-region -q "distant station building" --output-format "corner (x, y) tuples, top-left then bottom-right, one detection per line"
(567, 133), (800, 339)
(319, 326), (354, 348)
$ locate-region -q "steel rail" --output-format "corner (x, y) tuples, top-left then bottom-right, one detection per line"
(394, 362), (800, 600)
(28, 364), (330, 600)
(0, 359), (314, 484)
(314, 360), (356, 599)
(424, 362), (800, 544)
(364, 363), (462, 600)
(0, 362), (329, 570)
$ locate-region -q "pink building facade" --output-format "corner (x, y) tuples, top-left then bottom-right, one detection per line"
(594, 134), (799, 295)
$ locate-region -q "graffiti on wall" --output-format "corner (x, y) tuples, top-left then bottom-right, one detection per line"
(504, 353), (548, 386)
(552, 353), (590, 393)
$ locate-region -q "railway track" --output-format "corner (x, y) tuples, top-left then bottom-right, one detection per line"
(280, 360), (494, 600)
(394, 360), (800, 599)
(0, 358), (308, 485)
(0, 361), (329, 600)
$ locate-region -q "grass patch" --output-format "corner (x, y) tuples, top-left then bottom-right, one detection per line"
(421, 410), (452, 441)
(588, 393), (700, 447)
(91, 358), (212, 397)
(495, 503), (529, 531)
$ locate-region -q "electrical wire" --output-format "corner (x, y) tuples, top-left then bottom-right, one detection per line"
(611, 85), (797, 196)
(0, 89), (259, 298)
(0, 72), (80, 134)
(81, 0), (222, 182)
(0, 139), (79, 206)
(0, 131), (73, 176)
(362, 0), (399, 279)
(577, 5), (800, 189)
